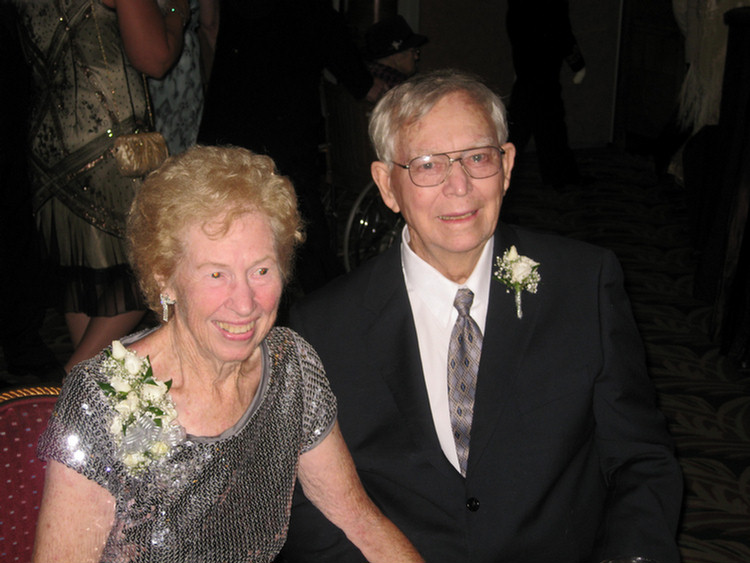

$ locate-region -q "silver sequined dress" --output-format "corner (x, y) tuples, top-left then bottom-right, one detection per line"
(38, 327), (337, 562)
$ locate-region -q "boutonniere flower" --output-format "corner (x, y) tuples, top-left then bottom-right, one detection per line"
(97, 340), (184, 474)
(493, 245), (541, 319)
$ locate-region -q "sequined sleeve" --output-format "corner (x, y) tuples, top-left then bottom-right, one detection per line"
(290, 330), (338, 453)
(37, 354), (126, 496)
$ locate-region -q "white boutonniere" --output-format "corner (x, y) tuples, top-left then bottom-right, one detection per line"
(97, 340), (184, 474)
(493, 245), (541, 319)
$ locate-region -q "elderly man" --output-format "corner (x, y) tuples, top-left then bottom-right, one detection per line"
(281, 69), (683, 563)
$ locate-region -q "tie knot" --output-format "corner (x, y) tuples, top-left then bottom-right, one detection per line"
(454, 288), (474, 317)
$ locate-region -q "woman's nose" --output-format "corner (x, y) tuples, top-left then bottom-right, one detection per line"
(228, 280), (255, 313)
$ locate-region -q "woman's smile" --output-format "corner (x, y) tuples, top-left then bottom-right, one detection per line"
(215, 320), (255, 336)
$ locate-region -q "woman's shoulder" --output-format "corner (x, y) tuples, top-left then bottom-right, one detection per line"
(67, 348), (111, 385)
(265, 327), (324, 372)
(266, 326), (315, 355)
(120, 325), (160, 344)
(120, 325), (161, 351)
(48, 351), (115, 436)
(66, 327), (159, 387)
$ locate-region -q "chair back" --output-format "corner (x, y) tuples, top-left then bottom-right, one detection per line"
(0, 386), (60, 563)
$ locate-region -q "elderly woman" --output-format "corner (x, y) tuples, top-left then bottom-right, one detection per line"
(32, 146), (423, 563)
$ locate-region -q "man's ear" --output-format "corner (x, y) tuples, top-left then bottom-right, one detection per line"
(500, 142), (516, 196)
(371, 161), (400, 214)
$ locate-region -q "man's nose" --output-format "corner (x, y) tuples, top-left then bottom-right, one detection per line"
(442, 160), (471, 195)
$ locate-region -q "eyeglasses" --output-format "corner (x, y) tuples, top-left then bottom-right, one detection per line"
(392, 145), (505, 187)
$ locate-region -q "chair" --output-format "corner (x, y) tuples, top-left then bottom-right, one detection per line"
(0, 386), (60, 563)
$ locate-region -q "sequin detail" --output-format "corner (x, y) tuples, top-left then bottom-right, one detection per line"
(38, 327), (337, 562)
(15, 0), (149, 237)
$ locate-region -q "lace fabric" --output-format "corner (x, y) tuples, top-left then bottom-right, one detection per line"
(38, 327), (337, 562)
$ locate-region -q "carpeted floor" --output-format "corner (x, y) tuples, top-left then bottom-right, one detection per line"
(1, 147), (748, 562)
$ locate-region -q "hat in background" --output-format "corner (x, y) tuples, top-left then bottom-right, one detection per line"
(364, 15), (428, 60)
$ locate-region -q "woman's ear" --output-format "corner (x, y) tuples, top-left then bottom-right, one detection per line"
(154, 273), (172, 297)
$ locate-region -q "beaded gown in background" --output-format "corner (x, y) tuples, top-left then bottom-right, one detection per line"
(14, 0), (148, 316)
(38, 327), (337, 562)
(148, 0), (204, 155)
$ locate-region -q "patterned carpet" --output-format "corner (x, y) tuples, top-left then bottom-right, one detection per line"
(1, 147), (748, 562)
(504, 148), (750, 563)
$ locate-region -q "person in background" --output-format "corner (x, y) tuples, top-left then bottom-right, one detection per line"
(13, 0), (189, 374)
(506, 0), (586, 189)
(148, 0), (219, 156)
(32, 145), (424, 563)
(363, 14), (428, 96)
(199, 0), (382, 296)
(281, 69), (683, 563)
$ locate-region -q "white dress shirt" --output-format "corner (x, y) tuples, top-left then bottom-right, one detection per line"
(400, 227), (493, 473)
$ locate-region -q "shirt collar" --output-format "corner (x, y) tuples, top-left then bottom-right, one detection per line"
(401, 226), (494, 327)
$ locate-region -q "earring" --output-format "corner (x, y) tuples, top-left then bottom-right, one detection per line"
(160, 293), (176, 323)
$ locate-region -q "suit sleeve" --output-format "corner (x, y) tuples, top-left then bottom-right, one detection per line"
(592, 251), (683, 563)
(280, 307), (367, 563)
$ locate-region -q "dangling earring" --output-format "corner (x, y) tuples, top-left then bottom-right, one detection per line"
(160, 293), (176, 323)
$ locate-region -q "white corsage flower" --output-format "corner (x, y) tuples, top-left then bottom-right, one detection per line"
(140, 380), (169, 403)
(114, 392), (140, 417)
(149, 441), (170, 457)
(110, 414), (124, 435)
(110, 374), (132, 393)
(124, 353), (144, 376)
(111, 339), (128, 360)
(162, 405), (178, 424)
(494, 245), (541, 319)
(97, 341), (185, 474)
(123, 452), (148, 469)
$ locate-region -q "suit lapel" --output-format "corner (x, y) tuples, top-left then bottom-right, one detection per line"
(468, 226), (539, 473)
(362, 245), (458, 478)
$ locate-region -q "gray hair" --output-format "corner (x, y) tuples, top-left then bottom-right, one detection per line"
(368, 69), (508, 165)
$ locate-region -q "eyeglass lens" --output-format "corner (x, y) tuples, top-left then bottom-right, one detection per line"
(409, 146), (503, 187)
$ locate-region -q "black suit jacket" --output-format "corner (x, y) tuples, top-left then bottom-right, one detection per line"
(282, 223), (683, 563)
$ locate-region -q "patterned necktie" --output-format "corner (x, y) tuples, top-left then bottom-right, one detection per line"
(447, 288), (482, 476)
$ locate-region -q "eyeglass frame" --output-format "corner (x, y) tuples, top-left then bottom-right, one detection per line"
(391, 145), (506, 187)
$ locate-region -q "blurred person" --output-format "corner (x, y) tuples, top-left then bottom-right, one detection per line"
(148, 0), (219, 156)
(506, 0), (586, 189)
(198, 0), (381, 295)
(13, 0), (189, 373)
(364, 14), (428, 96)
(32, 146), (424, 563)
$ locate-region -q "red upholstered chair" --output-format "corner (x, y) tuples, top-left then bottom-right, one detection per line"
(0, 386), (60, 563)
